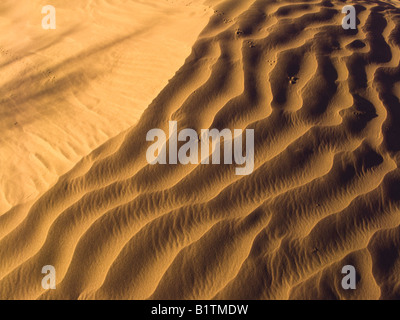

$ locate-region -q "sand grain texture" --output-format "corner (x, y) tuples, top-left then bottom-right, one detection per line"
(1, 0), (400, 300)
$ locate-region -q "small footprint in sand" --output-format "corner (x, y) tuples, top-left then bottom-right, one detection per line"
(247, 41), (255, 48)
(288, 76), (299, 84)
(44, 69), (56, 83)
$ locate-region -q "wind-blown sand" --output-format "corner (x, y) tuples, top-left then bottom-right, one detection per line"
(0, 0), (212, 214)
(1, 0), (400, 300)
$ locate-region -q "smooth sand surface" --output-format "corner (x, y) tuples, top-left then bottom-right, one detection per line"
(0, 0), (212, 214)
(1, 0), (400, 300)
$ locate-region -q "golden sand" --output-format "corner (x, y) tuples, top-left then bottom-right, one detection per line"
(1, 0), (400, 300)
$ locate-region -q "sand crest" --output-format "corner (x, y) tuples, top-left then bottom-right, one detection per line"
(1, 0), (400, 300)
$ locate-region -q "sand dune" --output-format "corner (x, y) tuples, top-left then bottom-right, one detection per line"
(0, 0), (212, 214)
(1, 0), (400, 300)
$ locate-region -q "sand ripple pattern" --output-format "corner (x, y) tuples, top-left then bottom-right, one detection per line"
(1, 0), (400, 300)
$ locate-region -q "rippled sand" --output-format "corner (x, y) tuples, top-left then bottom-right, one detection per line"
(1, 0), (400, 300)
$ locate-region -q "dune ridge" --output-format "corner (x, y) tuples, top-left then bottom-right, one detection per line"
(0, 0), (213, 214)
(1, 0), (400, 300)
